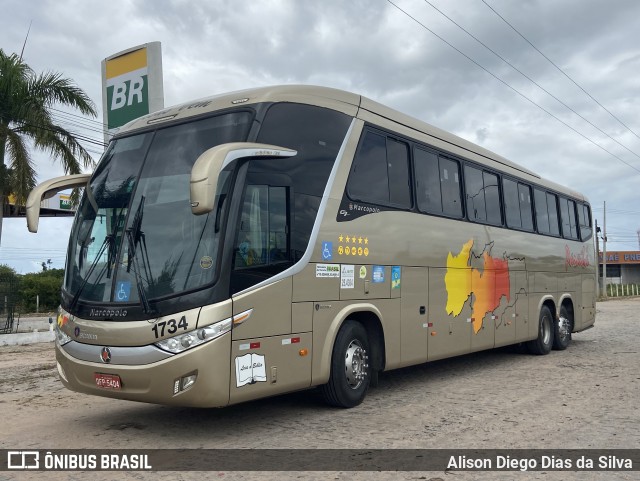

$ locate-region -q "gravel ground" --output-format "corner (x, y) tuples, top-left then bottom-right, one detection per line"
(0, 298), (638, 481)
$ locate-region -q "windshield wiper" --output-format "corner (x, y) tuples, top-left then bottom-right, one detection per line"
(126, 196), (154, 314)
(69, 234), (114, 311)
(69, 206), (126, 312)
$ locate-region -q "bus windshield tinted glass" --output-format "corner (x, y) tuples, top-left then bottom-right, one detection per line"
(64, 111), (252, 308)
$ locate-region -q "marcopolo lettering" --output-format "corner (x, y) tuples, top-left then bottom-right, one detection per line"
(89, 309), (128, 318)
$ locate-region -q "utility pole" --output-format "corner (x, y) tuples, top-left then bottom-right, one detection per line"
(595, 219), (600, 292)
(602, 201), (607, 298)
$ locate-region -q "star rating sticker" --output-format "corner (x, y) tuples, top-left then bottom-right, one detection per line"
(338, 235), (344, 243)
(346, 236), (350, 243)
(364, 237), (369, 245)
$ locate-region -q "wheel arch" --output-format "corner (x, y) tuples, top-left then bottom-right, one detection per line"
(537, 295), (557, 324)
(314, 303), (386, 385)
(559, 296), (575, 331)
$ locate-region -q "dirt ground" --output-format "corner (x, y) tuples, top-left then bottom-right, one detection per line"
(0, 298), (638, 481)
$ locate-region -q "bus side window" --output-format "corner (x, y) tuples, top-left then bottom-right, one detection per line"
(484, 171), (501, 226)
(504, 178), (521, 228)
(534, 188), (549, 234)
(347, 130), (411, 209)
(546, 192), (560, 236)
(559, 197), (579, 240)
(414, 147), (443, 214)
(348, 131), (388, 205)
(578, 203), (593, 241)
(233, 185), (288, 268)
(465, 165), (486, 222)
(440, 157), (462, 217)
(518, 183), (534, 231)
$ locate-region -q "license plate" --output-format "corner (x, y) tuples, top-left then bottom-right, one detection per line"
(94, 373), (122, 390)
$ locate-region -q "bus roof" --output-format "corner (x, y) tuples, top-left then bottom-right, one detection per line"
(116, 84), (586, 202)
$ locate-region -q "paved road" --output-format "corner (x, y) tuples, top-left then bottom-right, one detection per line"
(1, 299), (638, 480)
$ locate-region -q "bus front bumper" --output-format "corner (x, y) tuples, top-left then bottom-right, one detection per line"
(55, 332), (232, 408)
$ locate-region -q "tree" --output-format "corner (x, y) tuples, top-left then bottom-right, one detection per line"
(0, 49), (97, 243)
(19, 268), (65, 312)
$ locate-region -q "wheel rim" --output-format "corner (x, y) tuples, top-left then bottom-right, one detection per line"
(344, 339), (368, 389)
(541, 316), (552, 346)
(557, 316), (571, 343)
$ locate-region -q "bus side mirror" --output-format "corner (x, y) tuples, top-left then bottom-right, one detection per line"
(26, 173), (91, 233)
(190, 142), (296, 215)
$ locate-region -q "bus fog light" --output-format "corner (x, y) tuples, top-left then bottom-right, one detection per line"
(155, 318), (232, 354)
(181, 374), (197, 390)
(173, 374), (197, 394)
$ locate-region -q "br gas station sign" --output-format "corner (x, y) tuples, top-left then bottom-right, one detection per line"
(101, 42), (164, 142)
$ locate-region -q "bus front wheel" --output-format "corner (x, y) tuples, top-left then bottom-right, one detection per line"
(527, 305), (554, 355)
(321, 320), (371, 408)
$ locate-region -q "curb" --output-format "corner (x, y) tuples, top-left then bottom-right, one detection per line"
(0, 330), (55, 347)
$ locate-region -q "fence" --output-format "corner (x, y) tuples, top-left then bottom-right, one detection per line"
(605, 283), (640, 298)
(0, 274), (20, 333)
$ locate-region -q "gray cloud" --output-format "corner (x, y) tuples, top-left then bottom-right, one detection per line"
(1, 0), (640, 271)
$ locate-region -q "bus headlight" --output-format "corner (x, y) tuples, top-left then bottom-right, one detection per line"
(55, 324), (72, 346)
(155, 318), (232, 354)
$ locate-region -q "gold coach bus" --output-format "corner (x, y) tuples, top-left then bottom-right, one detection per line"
(27, 85), (596, 408)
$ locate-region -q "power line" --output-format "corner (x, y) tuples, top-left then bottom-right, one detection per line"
(52, 113), (107, 137)
(15, 120), (108, 148)
(50, 107), (108, 128)
(384, 0), (640, 175)
(421, 0), (640, 164)
(481, 0), (640, 143)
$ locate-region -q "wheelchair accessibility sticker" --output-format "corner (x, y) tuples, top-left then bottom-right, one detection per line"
(321, 241), (333, 260)
(115, 281), (131, 302)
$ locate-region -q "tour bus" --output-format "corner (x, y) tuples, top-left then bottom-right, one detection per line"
(27, 85), (596, 408)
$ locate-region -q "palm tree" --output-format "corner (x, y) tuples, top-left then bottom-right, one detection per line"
(0, 48), (97, 243)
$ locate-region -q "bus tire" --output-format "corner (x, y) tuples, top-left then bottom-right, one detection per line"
(553, 305), (572, 350)
(527, 305), (554, 355)
(321, 320), (371, 408)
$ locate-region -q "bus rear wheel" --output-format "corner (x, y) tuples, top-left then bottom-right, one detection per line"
(553, 305), (572, 350)
(321, 320), (371, 408)
(527, 305), (554, 355)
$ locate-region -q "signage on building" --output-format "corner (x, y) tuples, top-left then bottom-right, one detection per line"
(598, 251), (640, 264)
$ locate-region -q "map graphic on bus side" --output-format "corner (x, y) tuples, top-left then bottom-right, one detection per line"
(445, 239), (511, 333)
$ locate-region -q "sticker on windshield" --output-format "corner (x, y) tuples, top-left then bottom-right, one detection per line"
(115, 281), (131, 302)
(200, 256), (213, 269)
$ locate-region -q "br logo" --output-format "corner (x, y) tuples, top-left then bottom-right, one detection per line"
(111, 76), (145, 110)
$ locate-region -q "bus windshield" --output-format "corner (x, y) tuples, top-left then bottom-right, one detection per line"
(64, 111), (252, 311)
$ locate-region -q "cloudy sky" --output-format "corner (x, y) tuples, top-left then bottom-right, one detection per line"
(1, 0), (639, 273)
